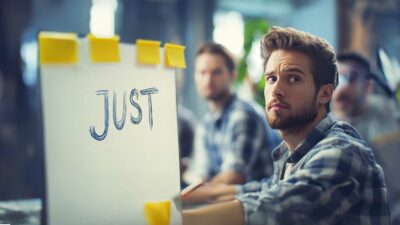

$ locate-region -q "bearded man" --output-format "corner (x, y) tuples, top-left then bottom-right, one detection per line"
(180, 27), (390, 225)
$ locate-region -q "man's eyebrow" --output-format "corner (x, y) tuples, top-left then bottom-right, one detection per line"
(264, 71), (275, 76)
(283, 67), (306, 75)
(264, 67), (305, 76)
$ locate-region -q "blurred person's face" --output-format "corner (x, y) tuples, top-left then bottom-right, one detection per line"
(195, 53), (234, 102)
(332, 61), (371, 118)
(264, 50), (330, 130)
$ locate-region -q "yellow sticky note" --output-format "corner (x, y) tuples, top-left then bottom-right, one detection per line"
(39, 32), (78, 65)
(164, 43), (186, 68)
(88, 34), (120, 62)
(144, 201), (171, 225)
(137, 39), (161, 65)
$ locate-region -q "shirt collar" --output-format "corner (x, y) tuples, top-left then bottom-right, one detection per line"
(271, 115), (334, 163)
(211, 94), (236, 124)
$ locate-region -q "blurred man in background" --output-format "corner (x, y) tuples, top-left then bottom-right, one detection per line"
(332, 52), (400, 143)
(183, 43), (279, 186)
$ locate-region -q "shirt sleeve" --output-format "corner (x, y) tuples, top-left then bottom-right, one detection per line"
(220, 110), (268, 178)
(236, 146), (368, 225)
(237, 178), (273, 194)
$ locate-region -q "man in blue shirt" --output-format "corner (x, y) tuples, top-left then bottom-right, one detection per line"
(181, 27), (390, 225)
(184, 43), (280, 185)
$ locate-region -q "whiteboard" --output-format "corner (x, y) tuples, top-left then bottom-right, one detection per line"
(40, 41), (181, 225)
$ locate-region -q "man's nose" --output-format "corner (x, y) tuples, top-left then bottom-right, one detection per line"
(271, 79), (285, 98)
(203, 73), (212, 84)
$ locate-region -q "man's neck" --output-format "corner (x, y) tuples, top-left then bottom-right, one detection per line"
(208, 93), (232, 113)
(280, 110), (327, 151)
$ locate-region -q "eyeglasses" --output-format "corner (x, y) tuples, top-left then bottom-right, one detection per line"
(338, 73), (370, 86)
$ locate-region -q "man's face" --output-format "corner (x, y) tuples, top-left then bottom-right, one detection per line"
(195, 53), (233, 101)
(332, 61), (370, 118)
(264, 50), (319, 130)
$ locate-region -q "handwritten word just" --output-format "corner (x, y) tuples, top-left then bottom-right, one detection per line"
(89, 87), (158, 141)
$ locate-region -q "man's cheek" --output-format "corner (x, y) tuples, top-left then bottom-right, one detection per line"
(264, 87), (272, 98)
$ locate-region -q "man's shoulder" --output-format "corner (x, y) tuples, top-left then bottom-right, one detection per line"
(306, 120), (373, 164)
(323, 120), (367, 146)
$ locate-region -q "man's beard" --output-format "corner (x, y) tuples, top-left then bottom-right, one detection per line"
(205, 90), (230, 102)
(333, 92), (364, 118)
(267, 94), (318, 132)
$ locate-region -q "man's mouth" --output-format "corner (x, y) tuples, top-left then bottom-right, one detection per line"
(267, 101), (290, 111)
(335, 94), (351, 104)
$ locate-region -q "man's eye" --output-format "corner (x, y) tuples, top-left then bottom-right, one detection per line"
(289, 76), (301, 83)
(213, 71), (221, 76)
(266, 76), (277, 84)
(348, 74), (359, 83)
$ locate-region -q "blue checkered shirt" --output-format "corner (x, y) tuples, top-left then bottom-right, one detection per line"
(236, 115), (390, 225)
(188, 94), (280, 182)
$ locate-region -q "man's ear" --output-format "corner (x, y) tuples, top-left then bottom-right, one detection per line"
(318, 84), (334, 106)
(230, 71), (237, 82)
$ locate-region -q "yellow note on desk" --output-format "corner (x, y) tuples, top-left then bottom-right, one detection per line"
(144, 201), (171, 225)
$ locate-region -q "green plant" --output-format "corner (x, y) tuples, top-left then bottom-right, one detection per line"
(236, 18), (269, 106)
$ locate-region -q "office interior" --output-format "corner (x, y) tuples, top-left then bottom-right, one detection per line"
(0, 0), (399, 205)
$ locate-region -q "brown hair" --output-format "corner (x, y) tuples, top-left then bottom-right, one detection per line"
(196, 42), (236, 73)
(261, 26), (338, 112)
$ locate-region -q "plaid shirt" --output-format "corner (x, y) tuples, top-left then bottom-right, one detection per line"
(188, 94), (280, 182)
(236, 115), (390, 225)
